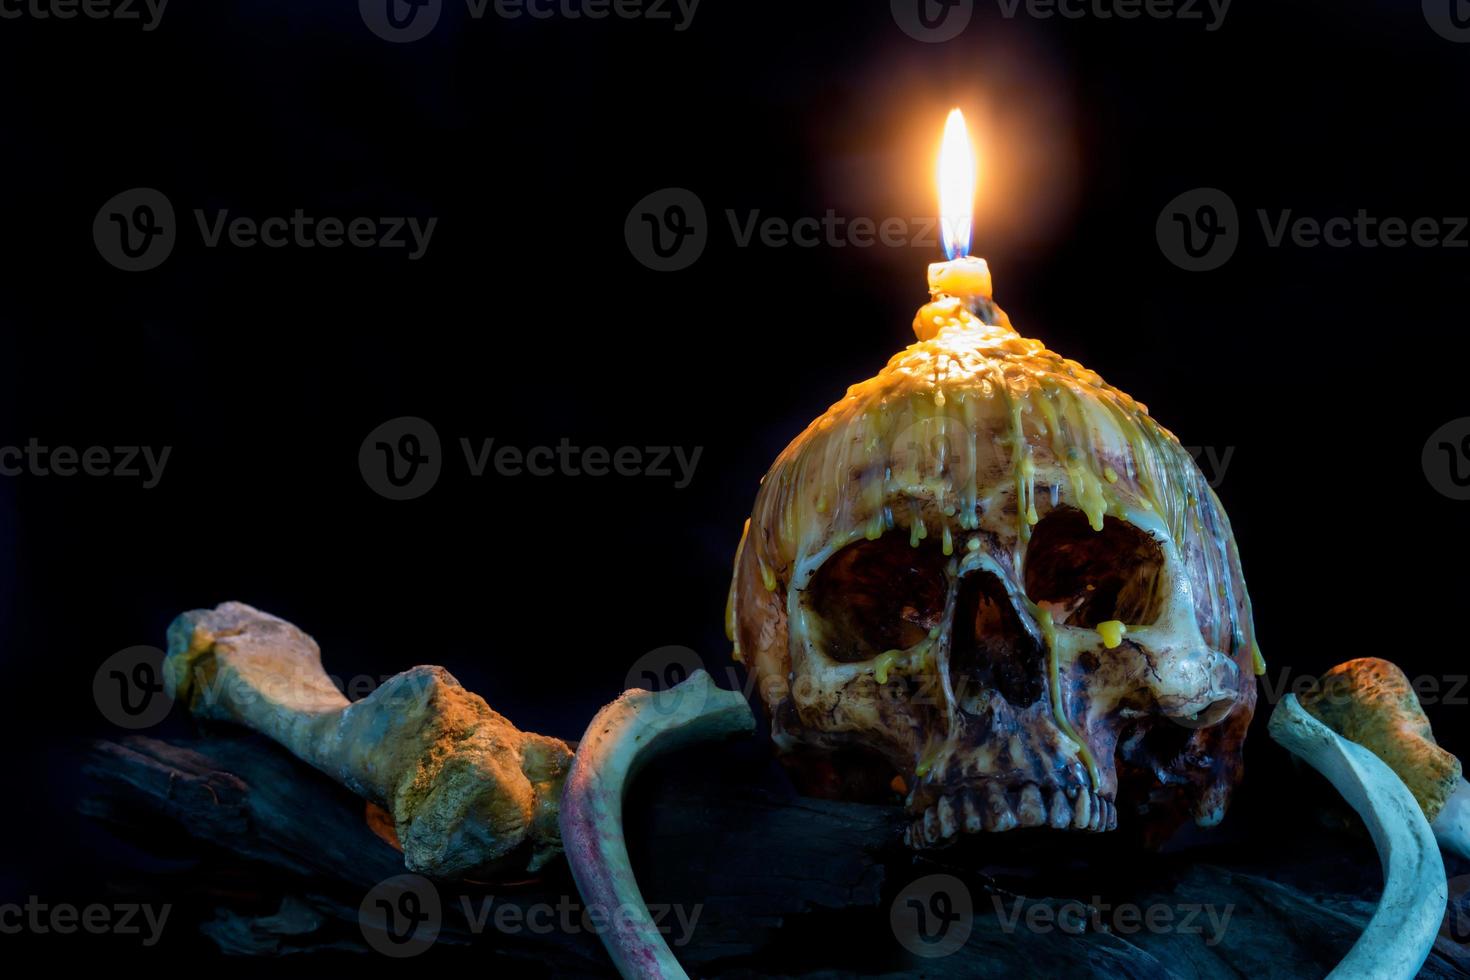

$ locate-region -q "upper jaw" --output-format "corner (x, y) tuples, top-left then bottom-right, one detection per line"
(904, 779), (1117, 848)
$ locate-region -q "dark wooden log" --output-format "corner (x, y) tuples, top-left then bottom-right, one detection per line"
(80, 731), (1470, 978)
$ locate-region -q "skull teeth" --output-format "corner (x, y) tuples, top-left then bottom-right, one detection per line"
(1048, 788), (1072, 829)
(937, 795), (958, 839)
(1016, 784), (1046, 827)
(907, 784), (1117, 849)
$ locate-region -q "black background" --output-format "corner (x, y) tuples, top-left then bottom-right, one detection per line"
(2, 0), (1468, 967)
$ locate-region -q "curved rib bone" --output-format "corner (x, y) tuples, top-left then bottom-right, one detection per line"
(1268, 694), (1446, 980)
(560, 670), (755, 980)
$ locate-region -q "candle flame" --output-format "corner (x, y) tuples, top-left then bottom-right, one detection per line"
(938, 108), (976, 261)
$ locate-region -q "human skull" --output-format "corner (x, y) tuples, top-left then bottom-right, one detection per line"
(727, 295), (1260, 847)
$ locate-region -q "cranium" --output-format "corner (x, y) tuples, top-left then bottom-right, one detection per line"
(727, 294), (1261, 846)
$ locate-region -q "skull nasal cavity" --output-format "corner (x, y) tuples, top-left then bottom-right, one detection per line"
(952, 571), (1045, 708)
(1024, 508), (1166, 629)
(806, 534), (948, 663)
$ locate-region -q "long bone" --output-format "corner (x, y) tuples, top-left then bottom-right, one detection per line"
(1268, 693), (1446, 980)
(560, 670), (756, 980)
(163, 602), (573, 878)
(1297, 656), (1470, 861)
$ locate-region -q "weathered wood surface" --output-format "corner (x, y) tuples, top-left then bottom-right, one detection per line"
(81, 732), (1470, 977)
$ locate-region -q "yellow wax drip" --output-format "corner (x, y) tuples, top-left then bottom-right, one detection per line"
(1036, 606), (1102, 791)
(874, 650), (902, 685)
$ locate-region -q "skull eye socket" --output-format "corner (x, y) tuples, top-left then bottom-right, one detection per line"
(805, 533), (948, 663)
(1024, 508), (1165, 629)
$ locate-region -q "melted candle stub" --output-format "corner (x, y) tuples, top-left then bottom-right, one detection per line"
(927, 255), (993, 302)
(727, 288), (1263, 845)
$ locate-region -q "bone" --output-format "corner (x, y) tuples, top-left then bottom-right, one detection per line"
(1434, 777), (1470, 860)
(937, 795), (958, 838)
(1072, 788), (1092, 830)
(1017, 784), (1046, 827)
(984, 782), (1018, 832)
(559, 670), (754, 980)
(1298, 657), (1470, 861)
(1048, 789), (1072, 829)
(163, 602), (572, 878)
(1269, 694), (1446, 980)
(963, 793), (984, 832)
(1298, 658), (1462, 821)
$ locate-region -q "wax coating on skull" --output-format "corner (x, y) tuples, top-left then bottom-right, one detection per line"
(727, 296), (1260, 847)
